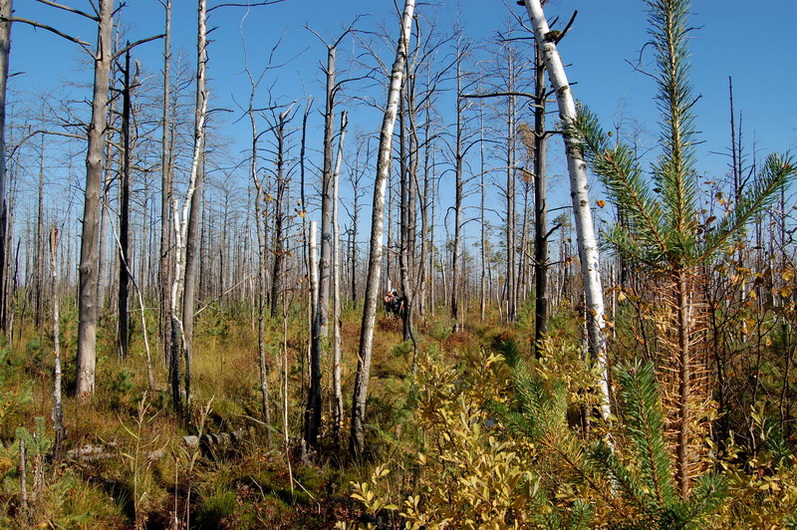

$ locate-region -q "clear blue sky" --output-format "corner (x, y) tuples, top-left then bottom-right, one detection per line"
(7, 0), (797, 245)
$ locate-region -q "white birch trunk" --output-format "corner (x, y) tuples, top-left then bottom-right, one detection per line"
(349, 0), (415, 458)
(332, 111), (348, 440)
(171, 95), (207, 412)
(522, 0), (611, 421)
(50, 226), (64, 456)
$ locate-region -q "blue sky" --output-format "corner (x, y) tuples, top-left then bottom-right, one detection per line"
(6, 0), (797, 251)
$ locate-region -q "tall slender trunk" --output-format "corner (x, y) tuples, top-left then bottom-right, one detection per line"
(250, 89), (272, 445)
(117, 48), (132, 359)
(522, 0), (610, 420)
(305, 42), (338, 449)
(77, 0), (114, 398)
(0, 0), (11, 332)
(505, 52), (517, 322)
(160, 0), (173, 369)
(305, 220), (319, 453)
(50, 226), (64, 457)
(349, 0), (415, 459)
(332, 111), (347, 441)
(451, 49), (463, 332)
(270, 111), (288, 318)
(35, 130), (44, 328)
(532, 45), (548, 356)
(479, 103), (487, 322)
(181, 0), (208, 415)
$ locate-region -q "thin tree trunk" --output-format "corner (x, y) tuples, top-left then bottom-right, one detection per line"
(0, 0), (12, 332)
(35, 130), (44, 328)
(451, 46), (464, 332)
(532, 44), (548, 356)
(505, 62), (517, 323)
(522, 0), (610, 420)
(270, 111), (288, 319)
(349, 0), (415, 459)
(50, 226), (64, 457)
(305, 41), (338, 449)
(304, 220), (319, 455)
(479, 102), (487, 322)
(77, 0), (114, 399)
(250, 85), (272, 443)
(117, 48), (132, 359)
(180, 0), (208, 415)
(160, 0), (173, 370)
(332, 111), (347, 442)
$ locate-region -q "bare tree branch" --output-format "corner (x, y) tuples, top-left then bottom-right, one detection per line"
(33, 0), (99, 21)
(3, 17), (91, 50)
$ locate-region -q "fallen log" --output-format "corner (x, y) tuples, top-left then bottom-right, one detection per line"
(182, 430), (245, 456)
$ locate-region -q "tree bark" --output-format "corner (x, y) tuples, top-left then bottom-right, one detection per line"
(532, 44), (548, 357)
(349, 0), (415, 459)
(77, 0), (114, 399)
(117, 48), (132, 360)
(332, 111), (347, 441)
(451, 44), (464, 332)
(270, 110), (288, 319)
(504, 49), (517, 323)
(522, 0), (611, 420)
(305, 40), (338, 449)
(50, 226), (64, 457)
(160, 0), (174, 371)
(0, 0), (11, 332)
(181, 0), (208, 414)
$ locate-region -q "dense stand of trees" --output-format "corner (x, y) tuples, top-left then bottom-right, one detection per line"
(2, 1), (797, 524)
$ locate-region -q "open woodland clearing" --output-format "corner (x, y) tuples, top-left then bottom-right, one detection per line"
(1, 0), (797, 528)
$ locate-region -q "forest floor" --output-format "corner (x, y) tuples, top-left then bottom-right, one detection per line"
(0, 300), (533, 528)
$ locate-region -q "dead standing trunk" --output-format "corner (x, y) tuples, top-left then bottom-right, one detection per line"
(532, 44), (549, 356)
(0, 0), (11, 332)
(181, 0), (208, 414)
(117, 48), (132, 359)
(304, 39), (338, 450)
(50, 226), (64, 457)
(332, 111), (347, 441)
(270, 110), (289, 319)
(522, 0), (611, 420)
(160, 0), (174, 371)
(349, 0), (415, 459)
(77, 0), (114, 398)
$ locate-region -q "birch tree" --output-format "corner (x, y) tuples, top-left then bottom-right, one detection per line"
(349, 0), (415, 459)
(50, 225), (64, 457)
(332, 111), (347, 441)
(520, 0), (611, 420)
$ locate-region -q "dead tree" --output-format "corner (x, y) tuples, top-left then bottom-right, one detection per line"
(350, 0), (415, 459)
(50, 225), (64, 457)
(305, 21), (358, 450)
(160, 0), (174, 373)
(0, 0), (11, 331)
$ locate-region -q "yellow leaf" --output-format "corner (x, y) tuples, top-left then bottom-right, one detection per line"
(596, 199), (606, 208)
(784, 269), (795, 282)
(617, 291), (627, 302)
(781, 286), (792, 298)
